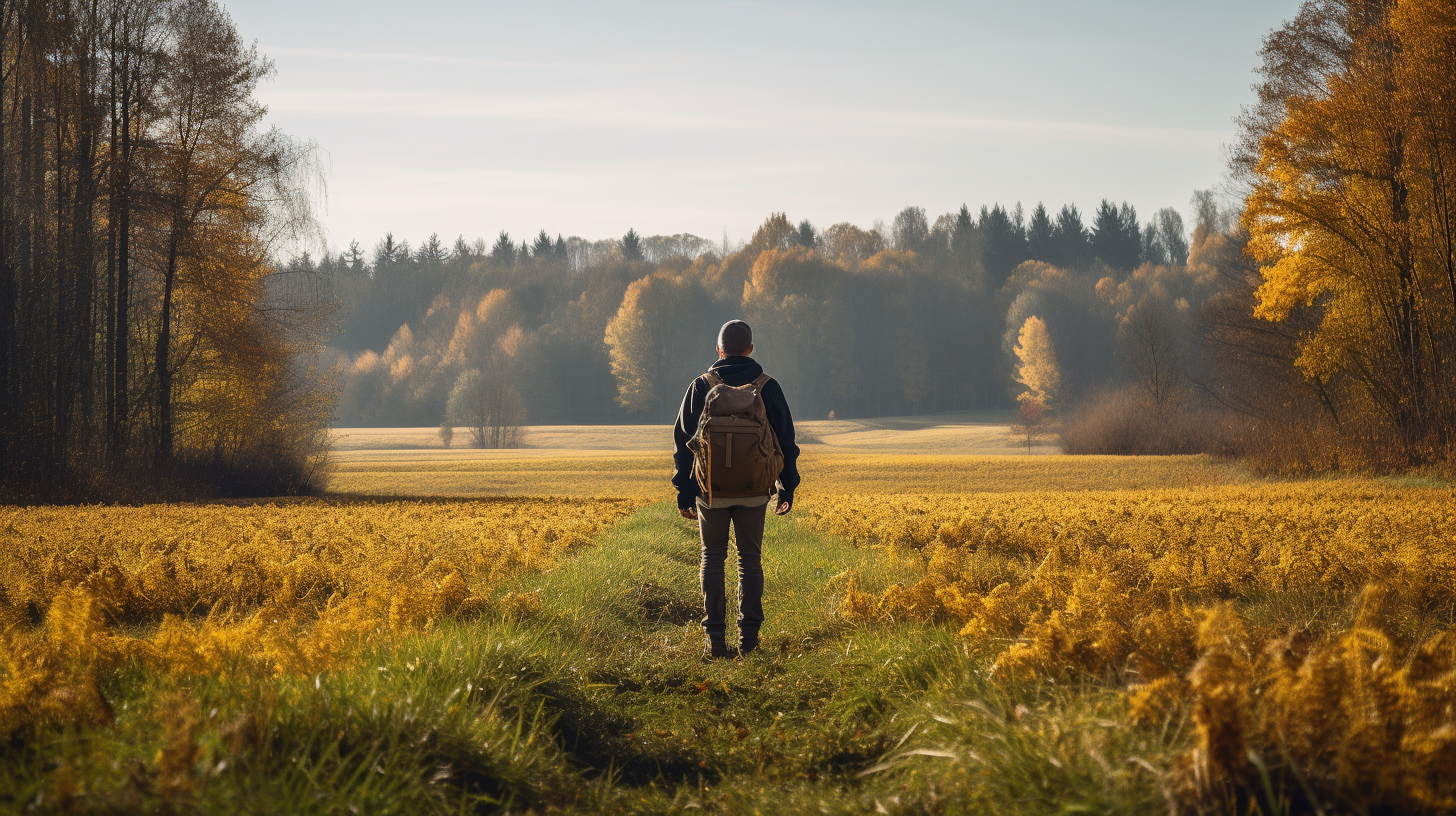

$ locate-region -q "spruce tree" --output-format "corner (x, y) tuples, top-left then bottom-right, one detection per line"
(1027, 203), (1055, 263)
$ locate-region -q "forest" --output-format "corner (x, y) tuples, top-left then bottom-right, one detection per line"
(0, 0), (332, 500)
(320, 194), (1309, 468)
(323, 199), (1209, 429)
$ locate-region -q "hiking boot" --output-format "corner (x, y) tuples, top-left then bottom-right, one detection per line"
(739, 631), (760, 656)
(704, 634), (735, 660)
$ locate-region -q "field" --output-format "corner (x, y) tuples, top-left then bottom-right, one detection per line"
(326, 416), (1190, 499)
(3, 417), (1454, 814)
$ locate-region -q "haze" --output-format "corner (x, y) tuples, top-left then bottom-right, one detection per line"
(228, 0), (1299, 249)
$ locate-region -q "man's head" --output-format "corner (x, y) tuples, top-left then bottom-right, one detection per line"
(717, 320), (753, 358)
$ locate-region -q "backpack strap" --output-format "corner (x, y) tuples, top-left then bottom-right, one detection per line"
(751, 373), (771, 391)
(703, 371), (723, 389)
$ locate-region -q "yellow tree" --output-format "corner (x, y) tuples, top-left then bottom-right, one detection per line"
(740, 247), (856, 415)
(1013, 315), (1060, 452)
(604, 272), (719, 416)
(148, 0), (321, 469)
(1243, 0), (1456, 461)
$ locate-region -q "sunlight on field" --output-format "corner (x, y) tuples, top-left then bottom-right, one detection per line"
(803, 451), (1239, 494)
(331, 425), (673, 452)
(325, 417), (1219, 499)
(326, 451), (1236, 499)
(331, 412), (1050, 455)
(327, 450), (667, 498)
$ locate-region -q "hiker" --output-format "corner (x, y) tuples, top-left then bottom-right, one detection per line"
(673, 319), (800, 660)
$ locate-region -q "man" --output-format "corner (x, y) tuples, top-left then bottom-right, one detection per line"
(673, 319), (800, 660)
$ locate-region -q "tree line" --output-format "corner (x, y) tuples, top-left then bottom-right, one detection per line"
(0, 0), (331, 500)
(324, 197), (1211, 435)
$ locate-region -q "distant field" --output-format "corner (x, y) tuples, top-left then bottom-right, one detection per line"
(326, 414), (1241, 499)
(331, 412), (1049, 455)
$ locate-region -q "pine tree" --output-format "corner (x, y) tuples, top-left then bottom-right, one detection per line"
(491, 231), (515, 267)
(1091, 200), (1141, 272)
(797, 219), (818, 249)
(1027, 203), (1055, 263)
(621, 228), (644, 262)
(347, 240), (367, 274)
(417, 233), (447, 265)
(979, 204), (1028, 287)
(1052, 205), (1089, 269)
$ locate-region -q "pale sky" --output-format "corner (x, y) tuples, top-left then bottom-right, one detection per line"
(226, 0), (1301, 253)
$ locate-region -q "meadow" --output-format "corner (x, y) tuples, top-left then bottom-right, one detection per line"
(3, 418), (1453, 814)
(326, 416), (1194, 499)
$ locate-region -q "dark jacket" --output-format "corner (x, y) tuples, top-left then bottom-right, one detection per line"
(672, 356), (800, 509)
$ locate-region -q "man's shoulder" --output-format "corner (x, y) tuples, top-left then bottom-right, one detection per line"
(759, 375), (789, 403)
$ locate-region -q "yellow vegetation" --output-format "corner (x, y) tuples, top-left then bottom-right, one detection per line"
(0, 498), (640, 738)
(807, 483), (1456, 809)
(328, 449), (1236, 500)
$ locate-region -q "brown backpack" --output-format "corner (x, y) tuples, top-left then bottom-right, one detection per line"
(688, 371), (784, 505)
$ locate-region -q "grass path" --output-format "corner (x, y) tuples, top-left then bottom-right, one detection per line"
(465, 502), (1172, 813)
(501, 502), (943, 801)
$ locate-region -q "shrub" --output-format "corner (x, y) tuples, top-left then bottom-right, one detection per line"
(1060, 387), (1238, 456)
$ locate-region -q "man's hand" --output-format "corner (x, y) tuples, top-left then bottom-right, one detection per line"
(774, 500), (792, 516)
(679, 506), (699, 521)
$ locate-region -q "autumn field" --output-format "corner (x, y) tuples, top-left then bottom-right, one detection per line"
(3, 421), (1454, 814)
(325, 416), (1168, 499)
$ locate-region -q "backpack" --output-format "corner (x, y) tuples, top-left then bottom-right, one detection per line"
(688, 371), (784, 505)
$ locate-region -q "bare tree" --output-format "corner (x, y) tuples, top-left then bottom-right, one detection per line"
(1122, 297), (1188, 419)
(447, 368), (523, 449)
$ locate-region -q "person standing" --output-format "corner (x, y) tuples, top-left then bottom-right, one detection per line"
(673, 320), (800, 660)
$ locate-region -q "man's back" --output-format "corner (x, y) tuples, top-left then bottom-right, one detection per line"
(672, 320), (799, 659)
(672, 354), (800, 512)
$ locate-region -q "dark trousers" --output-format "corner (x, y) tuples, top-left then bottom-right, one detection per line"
(697, 501), (766, 637)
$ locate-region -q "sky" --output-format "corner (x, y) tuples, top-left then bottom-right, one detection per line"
(226, 0), (1302, 253)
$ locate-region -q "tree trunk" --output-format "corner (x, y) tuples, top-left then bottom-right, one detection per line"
(155, 224), (179, 469)
(110, 47), (133, 463)
(104, 10), (117, 462)
(1388, 128), (1425, 455)
(0, 0), (13, 457)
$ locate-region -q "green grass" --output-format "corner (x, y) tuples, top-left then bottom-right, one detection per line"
(1, 503), (1185, 814)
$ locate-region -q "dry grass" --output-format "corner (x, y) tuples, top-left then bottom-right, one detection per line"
(326, 452), (1238, 499)
(0, 497), (641, 737)
(326, 450), (667, 498)
(806, 480), (1456, 812)
(801, 452), (1239, 494)
(332, 414), (1053, 454)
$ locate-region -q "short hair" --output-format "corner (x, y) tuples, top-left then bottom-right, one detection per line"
(717, 320), (752, 355)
